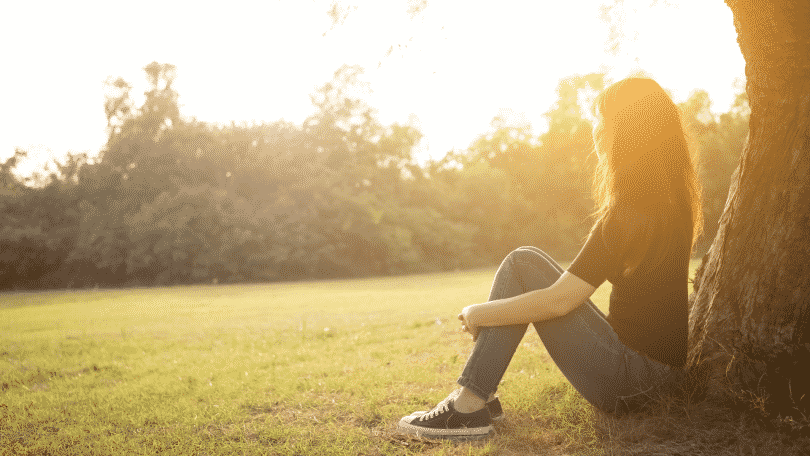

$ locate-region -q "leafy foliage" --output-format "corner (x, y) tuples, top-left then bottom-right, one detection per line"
(0, 64), (747, 290)
(678, 86), (749, 253)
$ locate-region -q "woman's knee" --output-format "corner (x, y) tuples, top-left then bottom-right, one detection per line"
(515, 245), (544, 254)
(503, 248), (561, 288)
(505, 246), (543, 264)
(507, 247), (554, 268)
(513, 246), (566, 276)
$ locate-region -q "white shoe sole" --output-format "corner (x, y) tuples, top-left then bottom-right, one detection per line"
(408, 410), (504, 422)
(397, 417), (493, 441)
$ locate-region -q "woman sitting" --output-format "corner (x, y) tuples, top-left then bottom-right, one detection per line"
(397, 77), (703, 440)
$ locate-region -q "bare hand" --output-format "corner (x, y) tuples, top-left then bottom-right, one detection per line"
(458, 306), (480, 342)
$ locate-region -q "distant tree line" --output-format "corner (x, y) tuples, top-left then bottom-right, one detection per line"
(0, 63), (748, 290)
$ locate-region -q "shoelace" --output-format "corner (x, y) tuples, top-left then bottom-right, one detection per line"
(420, 402), (450, 421)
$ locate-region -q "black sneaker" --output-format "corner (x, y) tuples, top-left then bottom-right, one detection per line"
(397, 399), (493, 441)
(407, 389), (504, 422)
(486, 397), (504, 422)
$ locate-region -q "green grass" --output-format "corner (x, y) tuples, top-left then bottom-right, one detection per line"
(2, 260), (809, 455)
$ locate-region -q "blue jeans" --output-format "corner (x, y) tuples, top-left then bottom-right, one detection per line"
(457, 247), (684, 414)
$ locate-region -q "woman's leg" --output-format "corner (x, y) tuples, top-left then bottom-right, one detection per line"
(456, 246), (566, 401)
(515, 246), (608, 320)
(457, 246), (679, 413)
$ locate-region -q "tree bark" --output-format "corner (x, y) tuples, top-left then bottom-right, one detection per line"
(688, 0), (810, 420)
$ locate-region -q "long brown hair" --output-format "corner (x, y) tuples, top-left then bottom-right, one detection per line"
(588, 77), (703, 277)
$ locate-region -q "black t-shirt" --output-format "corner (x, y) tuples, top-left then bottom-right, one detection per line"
(567, 201), (690, 369)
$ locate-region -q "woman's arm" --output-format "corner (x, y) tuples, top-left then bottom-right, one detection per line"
(464, 272), (597, 328)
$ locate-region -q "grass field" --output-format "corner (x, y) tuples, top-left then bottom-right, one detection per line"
(2, 259), (809, 455)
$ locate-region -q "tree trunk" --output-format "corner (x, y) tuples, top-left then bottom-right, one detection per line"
(688, 0), (810, 421)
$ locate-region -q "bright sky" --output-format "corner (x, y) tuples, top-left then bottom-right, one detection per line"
(2, 0), (744, 176)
